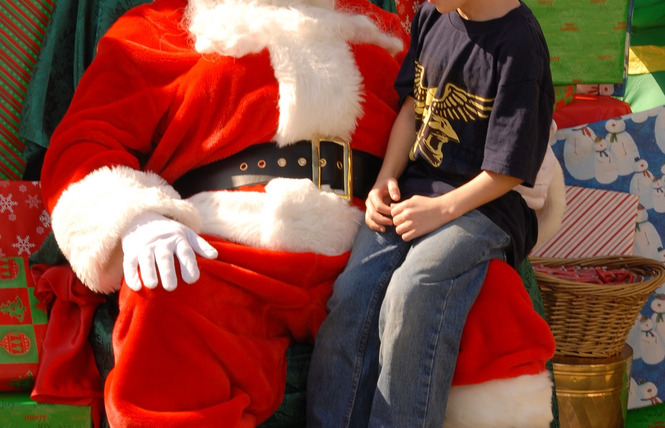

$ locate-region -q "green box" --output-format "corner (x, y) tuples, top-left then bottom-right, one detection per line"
(524, 0), (631, 85)
(626, 402), (665, 428)
(0, 392), (91, 427)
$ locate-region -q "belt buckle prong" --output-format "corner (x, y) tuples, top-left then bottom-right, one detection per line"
(311, 136), (353, 201)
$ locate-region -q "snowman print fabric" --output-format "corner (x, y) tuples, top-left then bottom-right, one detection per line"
(551, 104), (665, 409)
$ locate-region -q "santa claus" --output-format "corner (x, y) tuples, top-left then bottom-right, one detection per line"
(39, 0), (557, 426)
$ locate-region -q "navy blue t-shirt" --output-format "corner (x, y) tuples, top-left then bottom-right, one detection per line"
(395, 1), (554, 265)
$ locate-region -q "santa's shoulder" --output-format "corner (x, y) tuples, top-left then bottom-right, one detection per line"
(100, 0), (190, 50)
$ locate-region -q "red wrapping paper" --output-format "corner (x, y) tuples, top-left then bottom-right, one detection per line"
(553, 94), (632, 130)
(0, 181), (51, 259)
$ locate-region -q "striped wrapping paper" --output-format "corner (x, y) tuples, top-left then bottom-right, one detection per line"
(530, 185), (640, 258)
(0, 0), (55, 180)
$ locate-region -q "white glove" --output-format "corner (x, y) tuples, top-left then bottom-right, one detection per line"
(121, 212), (218, 291)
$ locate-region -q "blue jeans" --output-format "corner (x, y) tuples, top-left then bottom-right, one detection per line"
(306, 209), (510, 428)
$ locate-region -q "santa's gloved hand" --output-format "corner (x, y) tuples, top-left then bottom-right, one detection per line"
(121, 212), (218, 291)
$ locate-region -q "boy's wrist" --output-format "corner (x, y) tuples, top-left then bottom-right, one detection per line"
(436, 191), (467, 222)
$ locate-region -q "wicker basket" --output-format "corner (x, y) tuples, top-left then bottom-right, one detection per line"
(530, 255), (665, 358)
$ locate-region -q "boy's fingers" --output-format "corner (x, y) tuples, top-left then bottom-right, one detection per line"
(387, 180), (401, 201)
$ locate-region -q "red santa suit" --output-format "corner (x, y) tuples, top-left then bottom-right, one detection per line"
(39, 0), (555, 426)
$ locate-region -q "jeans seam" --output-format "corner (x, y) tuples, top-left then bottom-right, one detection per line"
(414, 237), (500, 426)
(346, 238), (410, 428)
(419, 275), (455, 427)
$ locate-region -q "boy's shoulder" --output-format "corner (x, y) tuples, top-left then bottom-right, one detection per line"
(411, 2), (445, 36)
(413, 2), (441, 23)
(414, 2), (536, 31)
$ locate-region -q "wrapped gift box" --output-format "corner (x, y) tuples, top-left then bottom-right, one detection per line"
(551, 104), (665, 262)
(554, 85), (575, 112)
(394, 0), (631, 84)
(0, 181), (50, 391)
(551, 105), (665, 409)
(524, 0), (631, 85)
(576, 83), (622, 97)
(0, 181), (51, 259)
(0, 256), (48, 392)
(531, 186), (639, 258)
(393, 0), (419, 34)
(0, 3), (55, 180)
(0, 391), (91, 427)
(626, 401), (665, 427)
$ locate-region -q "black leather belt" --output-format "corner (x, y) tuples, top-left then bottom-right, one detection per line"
(172, 140), (382, 199)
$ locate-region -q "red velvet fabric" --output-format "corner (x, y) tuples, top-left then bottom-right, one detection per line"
(30, 263), (106, 425)
(453, 259), (555, 385)
(104, 237), (348, 427)
(40, 0), (406, 212)
(35, 0), (407, 425)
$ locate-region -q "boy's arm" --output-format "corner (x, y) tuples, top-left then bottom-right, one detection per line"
(367, 94), (523, 241)
(365, 96), (416, 232)
(391, 170), (523, 241)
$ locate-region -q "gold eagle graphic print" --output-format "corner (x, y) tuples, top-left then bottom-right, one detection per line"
(410, 62), (495, 167)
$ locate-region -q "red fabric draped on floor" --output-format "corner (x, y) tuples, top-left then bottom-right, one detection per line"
(31, 263), (106, 425)
(104, 236), (348, 427)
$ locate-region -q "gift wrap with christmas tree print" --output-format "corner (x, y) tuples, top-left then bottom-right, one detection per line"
(549, 105), (665, 409)
(0, 256), (48, 391)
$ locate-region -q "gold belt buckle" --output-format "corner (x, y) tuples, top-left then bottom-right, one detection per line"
(311, 136), (353, 201)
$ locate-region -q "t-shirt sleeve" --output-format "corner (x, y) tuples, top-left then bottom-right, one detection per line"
(393, 6), (423, 105)
(481, 21), (554, 187)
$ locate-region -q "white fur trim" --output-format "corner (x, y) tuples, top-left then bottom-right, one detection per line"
(444, 371), (553, 428)
(186, 0), (403, 144)
(189, 178), (363, 255)
(51, 166), (202, 294)
(533, 160), (566, 249)
(516, 153), (566, 249)
(516, 121), (566, 248)
(516, 145), (558, 211)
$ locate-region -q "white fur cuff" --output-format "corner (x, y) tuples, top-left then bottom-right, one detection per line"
(51, 166), (202, 294)
(444, 371), (554, 428)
